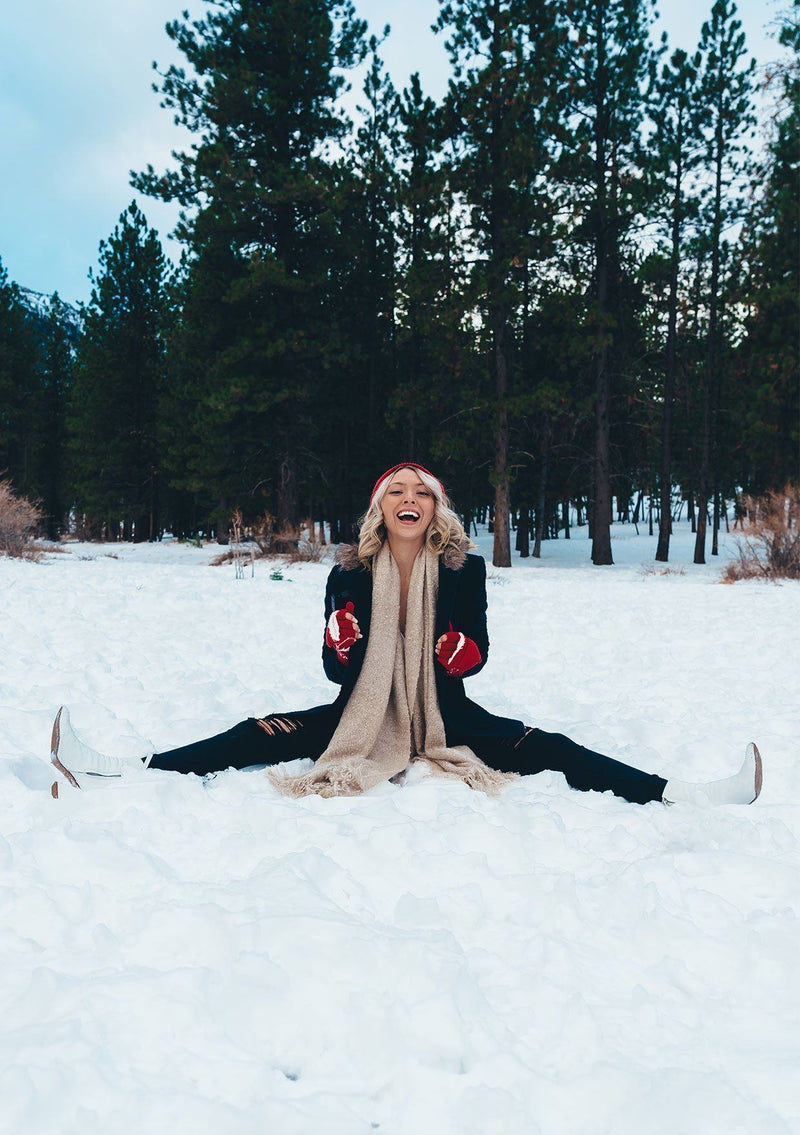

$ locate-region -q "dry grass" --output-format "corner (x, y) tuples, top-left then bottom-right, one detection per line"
(210, 548), (237, 566)
(284, 536), (327, 563)
(211, 536), (328, 567)
(724, 485), (800, 582)
(212, 510), (328, 567)
(640, 564), (686, 577)
(0, 480), (43, 560)
(252, 513), (327, 560)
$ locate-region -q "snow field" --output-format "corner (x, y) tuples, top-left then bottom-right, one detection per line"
(1, 524), (798, 1134)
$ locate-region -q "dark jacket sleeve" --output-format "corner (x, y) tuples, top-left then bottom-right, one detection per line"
(445, 554), (489, 680)
(322, 565), (349, 685)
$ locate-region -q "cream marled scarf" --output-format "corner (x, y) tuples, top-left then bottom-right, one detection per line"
(267, 542), (517, 798)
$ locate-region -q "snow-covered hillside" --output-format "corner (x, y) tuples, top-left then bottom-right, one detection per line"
(1, 525), (798, 1134)
(18, 284), (82, 335)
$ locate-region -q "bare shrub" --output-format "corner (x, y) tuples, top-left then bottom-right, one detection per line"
(253, 512), (275, 554)
(0, 480), (43, 560)
(210, 511), (329, 568)
(724, 485), (800, 581)
(281, 518), (328, 562)
(212, 508), (259, 569)
(254, 513), (319, 557)
(284, 536), (327, 563)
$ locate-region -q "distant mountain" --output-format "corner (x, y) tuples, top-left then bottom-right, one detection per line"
(18, 286), (82, 340)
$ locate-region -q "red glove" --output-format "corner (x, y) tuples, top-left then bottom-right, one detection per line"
(325, 601), (360, 666)
(435, 624), (482, 677)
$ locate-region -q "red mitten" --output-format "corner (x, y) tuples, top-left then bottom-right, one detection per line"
(436, 627), (482, 677)
(325, 601), (358, 665)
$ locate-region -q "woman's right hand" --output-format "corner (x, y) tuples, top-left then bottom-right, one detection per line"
(325, 601), (362, 663)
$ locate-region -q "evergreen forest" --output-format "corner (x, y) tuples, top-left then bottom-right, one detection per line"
(0, 0), (797, 565)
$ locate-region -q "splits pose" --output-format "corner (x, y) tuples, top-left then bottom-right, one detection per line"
(48, 463), (762, 807)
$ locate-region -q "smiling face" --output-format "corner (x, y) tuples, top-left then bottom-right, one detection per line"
(379, 467), (437, 548)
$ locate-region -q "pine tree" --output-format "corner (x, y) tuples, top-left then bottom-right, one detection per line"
(520, 288), (595, 556)
(303, 42), (402, 539)
(732, 1), (799, 493)
(70, 204), (167, 540)
(0, 257), (38, 493)
(558, 0), (656, 565)
(436, 0), (565, 566)
(692, 0), (755, 563)
(393, 73), (447, 461)
(134, 0), (367, 536)
(648, 48), (704, 561)
(34, 295), (73, 539)
(352, 42), (399, 461)
(391, 72), (481, 495)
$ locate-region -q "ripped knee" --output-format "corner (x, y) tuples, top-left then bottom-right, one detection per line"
(256, 714), (302, 737)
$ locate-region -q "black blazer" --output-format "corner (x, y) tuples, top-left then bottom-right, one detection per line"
(319, 548), (525, 743)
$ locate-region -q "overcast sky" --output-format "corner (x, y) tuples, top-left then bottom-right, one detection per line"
(0, 0), (781, 305)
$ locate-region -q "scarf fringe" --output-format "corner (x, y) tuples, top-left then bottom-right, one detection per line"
(413, 753), (518, 797)
(268, 758), (516, 799)
(266, 758), (375, 799)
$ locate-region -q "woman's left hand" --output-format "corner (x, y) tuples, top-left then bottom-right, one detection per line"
(435, 628), (483, 677)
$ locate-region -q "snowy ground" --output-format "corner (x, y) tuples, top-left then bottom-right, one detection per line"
(1, 523), (799, 1135)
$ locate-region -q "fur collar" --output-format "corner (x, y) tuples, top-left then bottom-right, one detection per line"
(335, 539), (470, 572)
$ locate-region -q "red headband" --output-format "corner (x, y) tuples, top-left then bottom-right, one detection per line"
(370, 463), (445, 504)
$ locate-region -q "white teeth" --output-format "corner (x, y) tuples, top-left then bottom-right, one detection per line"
(398, 511), (420, 521)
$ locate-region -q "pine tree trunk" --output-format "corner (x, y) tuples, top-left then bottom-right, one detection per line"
(532, 511), (543, 558)
(694, 99), (725, 564)
(533, 419), (550, 558)
(656, 119), (684, 562)
(711, 330), (725, 556)
(694, 338), (713, 563)
(592, 344), (613, 563)
(276, 451), (298, 543)
(492, 406), (512, 568)
(488, 2), (511, 569)
(591, 3), (613, 566)
(518, 506), (530, 557)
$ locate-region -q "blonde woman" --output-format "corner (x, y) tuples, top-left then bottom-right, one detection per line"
(49, 463), (762, 806)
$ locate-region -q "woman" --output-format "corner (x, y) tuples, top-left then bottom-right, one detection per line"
(48, 463), (762, 806)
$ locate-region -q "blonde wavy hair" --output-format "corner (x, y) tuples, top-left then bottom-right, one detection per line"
(356, 466), (473, 569)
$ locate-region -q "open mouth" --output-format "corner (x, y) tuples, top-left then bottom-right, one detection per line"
(397, 510), (421, 523)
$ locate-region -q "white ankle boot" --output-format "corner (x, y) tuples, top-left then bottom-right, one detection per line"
(50, 706), (150, 785)
(663, 743), (763, 805)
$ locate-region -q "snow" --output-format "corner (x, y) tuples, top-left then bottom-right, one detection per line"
(1, 523), (799, 1134)
(18, 285), (82, 333)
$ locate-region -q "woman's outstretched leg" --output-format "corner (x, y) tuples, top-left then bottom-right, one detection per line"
(471, 728), (762, 805)
(49, 706), (335, 782)
(471, 727), (668, 805)
(149, 713), (333, 776)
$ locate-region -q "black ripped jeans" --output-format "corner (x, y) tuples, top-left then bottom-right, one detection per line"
(149, 713), (667, 805)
